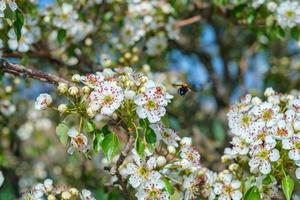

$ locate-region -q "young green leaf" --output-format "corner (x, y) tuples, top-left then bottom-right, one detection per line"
(164, 179), (174, 195)
(244, 186), (260, 200)
(93, 129), (104, 153)
(84, 120), (95, 133)
(55, 123), (69, 145)
(57, 29), (66, 43)
(145, 127), (156, 145)
(282, 175), (294, 200)
(13, 10), (24, 41)
(100, 132), (120, 161)
(135, 135), (145, 158)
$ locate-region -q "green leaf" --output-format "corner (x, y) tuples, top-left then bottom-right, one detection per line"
(101, 125), (111, 136)
(262, 174), (275, 185)
(55, 123), (69, 145)
(100, 132), (119, 161)
(276, 26), (285, 39)
(291, 27), (300, 40)
(247, 13), (255, 24)
(135, 135), (145, 158)
(161, 115), (169, 127)
(145, 127), (156, 145)
(282, 175), (294, 200)
(13, 9), (24, 41)
(84, 120), (95, 133)
(93, 129), (104, 153)
(164, 179), (174, 195)
(57, 29), (66, 43)
(244, 186), (260, 200)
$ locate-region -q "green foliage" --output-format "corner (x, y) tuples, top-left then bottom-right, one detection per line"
(244, 186), (260, 200)
(282, 175), (294, 200)
(13, 9), (24, 41)
(84, 120), (95, 133)
(93, 129), (104, 153)
(100, 132), (120, 161)
(57, 29), (66, 43)
(135, 134), (145, 158)
(55, 123), (69, 145)
(164, 179), (174, 195)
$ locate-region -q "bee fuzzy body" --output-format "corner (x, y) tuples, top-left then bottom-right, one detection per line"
(173, 83), (191, 96)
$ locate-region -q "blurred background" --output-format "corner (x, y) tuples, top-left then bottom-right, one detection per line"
(1, 0), (300, 199)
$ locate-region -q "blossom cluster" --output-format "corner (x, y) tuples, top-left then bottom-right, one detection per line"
(227, 0), (300, 29)
(21, 178), (95, 200)
(120, 0), (179, 56)
(35, 67), (173, 155)
(224, 88), (300, 199)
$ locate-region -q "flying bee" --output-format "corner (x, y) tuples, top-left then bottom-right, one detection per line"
(172, 83), (193, 96)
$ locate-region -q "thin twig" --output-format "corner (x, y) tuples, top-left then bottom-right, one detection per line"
(0, 59), (71, 85)
(176, 15), (202, 27)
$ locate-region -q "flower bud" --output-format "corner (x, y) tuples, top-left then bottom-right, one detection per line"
(125, 80), (134, 88)
(68, 86), (79, 96)
(229, 163), (239, 172)
(180, 137), (192, 146)
(156, 156), (167, 167)
(138, 87), (145, 93)
(142, 64), (150, 73)
(71, 74), (81, 82)
(294, 121), (300, 132)
(47, 194), (56, 200)
(69, 187), (79, 196)
(119, 57), (125, 63)
(57, 83), (68, 94)
(131, 55), (139, 63)
(119, 75), (128, 82)
(251, 97), (261, 105)
(81, 86), (91, 94)
(140, 76), (148, 84)
(58, 104), (68, 113)
(87, 107), (96, 118)
(124, 52), (131, 60)
(267, 2), (277, 12)
(61, 191), (72, 200)
(167, 146), (176, 154)
(221, 155), (231, 163)
(264, 87), (275, 97)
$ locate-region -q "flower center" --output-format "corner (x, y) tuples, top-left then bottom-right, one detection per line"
(262, 109), (273, 121)
(103, 95), (113, 105)
(138, 167), (149, 178)
(149, 189), (159, 198)
(241, 114), (250, 127)
(286, 10), (295, 18)
(224, 184), (233, 194)
(146, 100), (157, 110)
(295, 142), (300, 149)
(258, 149), (268, 159)
(277, 128), (288, 137)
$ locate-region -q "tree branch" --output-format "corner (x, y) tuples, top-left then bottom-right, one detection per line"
(110, 134), (135, 200)
(0, 59), (71, 85)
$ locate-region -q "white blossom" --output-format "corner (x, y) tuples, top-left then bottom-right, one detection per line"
(276, 1), (300, 28)
(134, 82), (172, 123)
(35, 93), (52, 110)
